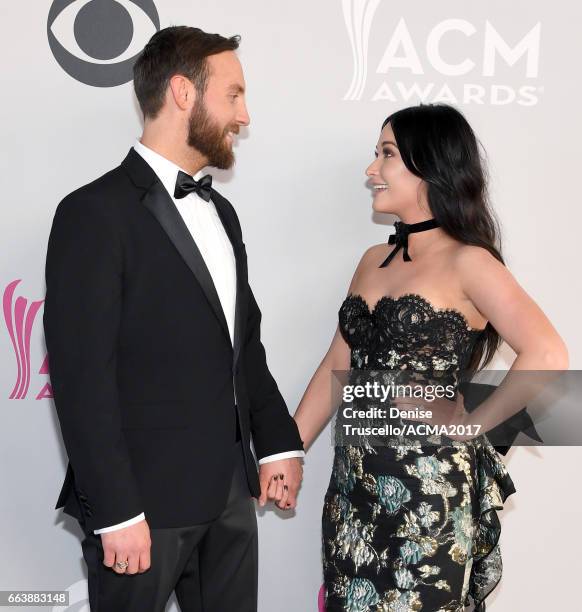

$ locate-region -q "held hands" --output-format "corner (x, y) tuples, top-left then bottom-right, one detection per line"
(101, 518), (151, 574)
(257, 457), (303, 510)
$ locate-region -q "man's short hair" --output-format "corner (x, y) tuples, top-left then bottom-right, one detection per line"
(133, 25), (240, 119)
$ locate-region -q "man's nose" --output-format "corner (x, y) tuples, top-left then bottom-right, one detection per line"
(238, 102), (250, 126)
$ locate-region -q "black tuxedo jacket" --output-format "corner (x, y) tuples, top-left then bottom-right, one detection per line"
(43, 148), (304, 532)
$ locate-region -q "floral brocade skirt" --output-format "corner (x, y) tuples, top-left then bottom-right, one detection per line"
(321, 435), (516, 612)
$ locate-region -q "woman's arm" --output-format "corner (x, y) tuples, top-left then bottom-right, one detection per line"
(292, 324), (351, 452)
(292, 245), (383, 451)
(455, 245), (569, 435)
(457, 245), (569, 370)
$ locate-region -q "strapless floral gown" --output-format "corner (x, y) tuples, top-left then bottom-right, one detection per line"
(322, 294), (516, 612)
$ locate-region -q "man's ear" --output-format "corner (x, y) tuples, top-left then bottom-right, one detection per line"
(168, 74), (195, 111)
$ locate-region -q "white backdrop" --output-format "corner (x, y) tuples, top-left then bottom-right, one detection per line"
(1, 1), (581, 610)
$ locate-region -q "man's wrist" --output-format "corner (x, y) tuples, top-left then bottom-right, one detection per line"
(258, 450), (305, 465)
(93, 512), (145, 534)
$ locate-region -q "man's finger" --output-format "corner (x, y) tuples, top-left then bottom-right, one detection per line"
(258, 474), (270, 506)
(126, 552), (140, 575)
(138, 549), (151, 573)
(102, 547), (115, 568)
(112, 551), (129, 574)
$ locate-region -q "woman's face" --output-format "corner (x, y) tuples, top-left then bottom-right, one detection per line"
(366, 122), (426, 216)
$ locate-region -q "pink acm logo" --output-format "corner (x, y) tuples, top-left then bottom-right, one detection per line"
(3, 279), (51, 400)
(318, 583), (326, 611)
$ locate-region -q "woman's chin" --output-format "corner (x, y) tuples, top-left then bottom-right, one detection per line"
(371, 197), (391, 214)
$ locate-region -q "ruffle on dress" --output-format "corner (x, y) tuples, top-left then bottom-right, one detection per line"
(467, 437), (516, 611)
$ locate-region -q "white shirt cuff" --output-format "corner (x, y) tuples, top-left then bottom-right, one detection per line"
(93, 512), (145, 534)
(258, 450), (305, 465)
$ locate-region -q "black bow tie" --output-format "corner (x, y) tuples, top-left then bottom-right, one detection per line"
(379, 218), (441, 268)
(174, 171), (213, 202)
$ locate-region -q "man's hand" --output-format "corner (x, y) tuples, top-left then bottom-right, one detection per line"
(100, 519), (151, 574)
(258, 458), (303, 510)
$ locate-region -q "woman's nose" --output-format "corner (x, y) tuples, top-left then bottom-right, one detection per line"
(365, 161), (378, 177)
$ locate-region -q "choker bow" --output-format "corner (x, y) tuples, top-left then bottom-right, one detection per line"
(174, 170), (213, 202)
(379, 218), (441, 268)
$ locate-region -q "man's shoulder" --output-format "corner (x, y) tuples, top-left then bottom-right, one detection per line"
(63, 161), (129, 202)
(56, 158), (133, 220)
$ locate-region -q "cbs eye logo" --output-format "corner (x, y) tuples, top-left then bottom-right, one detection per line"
(47, 0), (160, 87)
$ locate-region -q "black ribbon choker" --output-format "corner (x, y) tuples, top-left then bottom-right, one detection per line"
(379, 218), (441, 268)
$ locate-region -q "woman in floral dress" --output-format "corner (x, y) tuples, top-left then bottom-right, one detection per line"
(292, 103), (568, 611)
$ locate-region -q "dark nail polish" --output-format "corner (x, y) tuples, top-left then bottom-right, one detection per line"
(274, 475), (279, 480)
(284, 485), (288, 490)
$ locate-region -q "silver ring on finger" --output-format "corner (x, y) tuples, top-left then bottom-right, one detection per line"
(114, 560), (129, 571)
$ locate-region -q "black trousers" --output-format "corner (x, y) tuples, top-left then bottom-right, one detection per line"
(80, 440), (258, 611)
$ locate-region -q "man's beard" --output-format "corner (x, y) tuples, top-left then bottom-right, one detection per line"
(187, 100), (237, 170)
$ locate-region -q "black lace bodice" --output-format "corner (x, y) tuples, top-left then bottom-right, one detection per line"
(339, 293), (484, 388)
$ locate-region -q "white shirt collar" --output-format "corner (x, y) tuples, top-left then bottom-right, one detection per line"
(132, 138), (204, 200)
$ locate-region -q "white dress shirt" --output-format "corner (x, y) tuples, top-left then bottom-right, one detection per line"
(93, 140), (304, 534)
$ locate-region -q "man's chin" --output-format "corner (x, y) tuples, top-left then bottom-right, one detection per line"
(213, 152), (235, 171)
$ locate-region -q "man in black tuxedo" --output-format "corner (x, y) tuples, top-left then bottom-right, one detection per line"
(43, 26), (304, 611)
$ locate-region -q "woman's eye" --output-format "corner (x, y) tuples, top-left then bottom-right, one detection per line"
(382, 149), (392, 158)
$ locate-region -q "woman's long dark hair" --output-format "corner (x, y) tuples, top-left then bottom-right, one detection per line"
(382, 103), (503, 373)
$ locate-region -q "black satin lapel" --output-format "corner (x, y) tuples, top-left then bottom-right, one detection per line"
(232, 244), (247, 368)
(141, 181), (230, 342)
(212, 195), (246, 368)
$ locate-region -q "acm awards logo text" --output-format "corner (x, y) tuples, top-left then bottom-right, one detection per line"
(342, 0), (542, 106)
(47, 0), (160, 87)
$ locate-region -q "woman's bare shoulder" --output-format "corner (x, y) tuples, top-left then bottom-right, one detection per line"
(453, 243), (502, 271)
(347, 243), (392, 289)
(359, 242), (392, 266)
